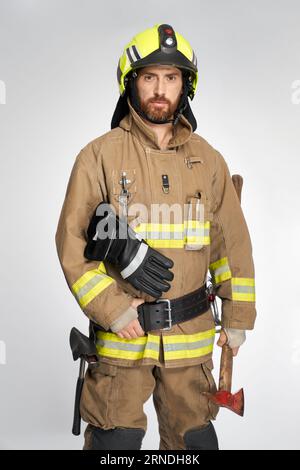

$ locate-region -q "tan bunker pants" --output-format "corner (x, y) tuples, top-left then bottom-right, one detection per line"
(80, 353), (219, 450)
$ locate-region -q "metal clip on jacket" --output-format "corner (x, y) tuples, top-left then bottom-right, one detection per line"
(118, 171), (131, 217)
(206, 277), (221, 333)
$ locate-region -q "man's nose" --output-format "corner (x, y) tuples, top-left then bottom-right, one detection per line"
(153, 78), (166, 96)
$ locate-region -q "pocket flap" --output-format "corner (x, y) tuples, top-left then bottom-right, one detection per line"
(203, 358), (214, 370)
(96, 361), (118, 376)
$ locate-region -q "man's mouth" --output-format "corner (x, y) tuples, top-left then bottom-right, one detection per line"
(151, 101), (168, 105)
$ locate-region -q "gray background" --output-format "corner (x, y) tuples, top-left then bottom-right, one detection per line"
(1, 0), (299, 450)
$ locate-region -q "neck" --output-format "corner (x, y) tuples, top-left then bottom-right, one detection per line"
(140, 117), (174, 150)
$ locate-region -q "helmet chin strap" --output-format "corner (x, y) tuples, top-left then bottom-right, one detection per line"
(128, 71), (191, 126)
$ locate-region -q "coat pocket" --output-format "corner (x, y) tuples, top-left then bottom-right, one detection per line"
(184, 190), (212, 250)
(200, 359), (220, 421)
(80, 361), (118, 429)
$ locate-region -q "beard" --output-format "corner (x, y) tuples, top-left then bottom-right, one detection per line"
(139, 96), (179, 123)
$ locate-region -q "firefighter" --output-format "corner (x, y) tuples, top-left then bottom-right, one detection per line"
(55, 23), (256, 450)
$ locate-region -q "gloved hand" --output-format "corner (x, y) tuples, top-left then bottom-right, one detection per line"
(223, 328), (246, 349)
(84, 202), (174, 298)
(217, 328), (246, 356)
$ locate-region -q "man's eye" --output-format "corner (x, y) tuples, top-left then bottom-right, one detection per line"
(144, 75), (153, 80)
(168, 76), (176, 81)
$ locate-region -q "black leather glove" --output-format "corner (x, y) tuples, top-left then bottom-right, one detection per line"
(84, 202), (174, 298)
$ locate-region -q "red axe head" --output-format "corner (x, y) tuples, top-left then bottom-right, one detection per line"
(204, 388), (244, 416)
(203, 342), (245, 417)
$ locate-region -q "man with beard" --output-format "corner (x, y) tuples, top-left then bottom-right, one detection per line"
(132, 65), (182, 150)
(55, 24), (256, 450)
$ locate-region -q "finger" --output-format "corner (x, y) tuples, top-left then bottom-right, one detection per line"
(232, 347), (239, 357)
(151, 251), (174, 269)
(145, 261), (174, 282)
(218, 330), (228, 343)
(133, 321), (145, 337)
(135, 276), (163, 298)
(127, 327), (138, 339)
(122, 331), (132, 340)
(141, 271), (170, 292)
(222, 330), (229, 343)
(217, 335), (227, 347)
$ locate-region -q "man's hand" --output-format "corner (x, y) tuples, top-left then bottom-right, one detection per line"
(116, 298), (145, 339)
(217, 329), (240, 357)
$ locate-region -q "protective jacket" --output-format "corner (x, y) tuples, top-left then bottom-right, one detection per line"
(55, 97), (256, 368)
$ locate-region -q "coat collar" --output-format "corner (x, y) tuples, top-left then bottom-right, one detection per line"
(119, 96), (193, 150)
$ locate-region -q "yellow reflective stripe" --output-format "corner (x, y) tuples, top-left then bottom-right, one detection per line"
(96, 332), (160, 360)
(147, 237), (210, 249)
(97, 347), (158, 360)
(184, 221), (210, 229)
(185, 235), (210, 245)
(163, 329), (215, 344)
(72, 261), (106, 292)
(96, 331), (159, 344)
(135, 223), (185, 232)
(79, 277), (114, 308)
(165, 344), (214, 360)
(96, 329), (215, 361)
(163, 329), (215, 361)
(72, 262), (115, 308)
(232, 277), (255, 302)
(95, 330), (215, 362)
(98, 261), (108, 274)
(185, 222), (210, 245)
(147, 239), (185, 249)
(209, 256), (232, 284)
(134, 222), (210, 248)
(232, 277), (255, 286)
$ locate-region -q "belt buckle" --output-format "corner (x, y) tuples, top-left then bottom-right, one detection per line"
(155, 298), (172, 330)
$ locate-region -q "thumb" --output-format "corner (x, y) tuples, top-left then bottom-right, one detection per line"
(217, 330), (228, 347)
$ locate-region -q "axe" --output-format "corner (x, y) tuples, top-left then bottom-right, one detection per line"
(205, 174), (245, 417)
(69, 327), (99, 435)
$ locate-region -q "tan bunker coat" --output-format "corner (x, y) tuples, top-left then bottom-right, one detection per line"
(55, 98), (256, 370)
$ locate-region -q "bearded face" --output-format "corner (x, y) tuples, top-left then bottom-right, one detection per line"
(135, 66), (183, 123)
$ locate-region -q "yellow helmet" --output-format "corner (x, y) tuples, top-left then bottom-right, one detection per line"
(117, 23), (198, 100)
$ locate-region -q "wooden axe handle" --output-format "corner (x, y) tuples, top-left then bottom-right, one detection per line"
(218, 174), (243, 392)
(219, 344), (233, 391)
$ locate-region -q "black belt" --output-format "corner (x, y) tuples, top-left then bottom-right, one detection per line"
(137, 284), (209, 333)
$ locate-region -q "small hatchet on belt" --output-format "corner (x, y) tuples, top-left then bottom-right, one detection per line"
(206, 174), (245, 417)
(69, 327), (99, 435)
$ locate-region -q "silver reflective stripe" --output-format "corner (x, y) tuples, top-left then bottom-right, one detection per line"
(126, 47), (134, 64)
(214, 263), (230, 277)
(164, 337), (214, 352)
(192, 50), (197, 67)
(186, 228), (210, 237)
(232, 285), (255, 294)
(131, 45), (141, 61)
(96, 339), (159, 353)
(126, 45), (141, 64)
(120, 242), (148, 279)
(75, 273), (107, 302)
